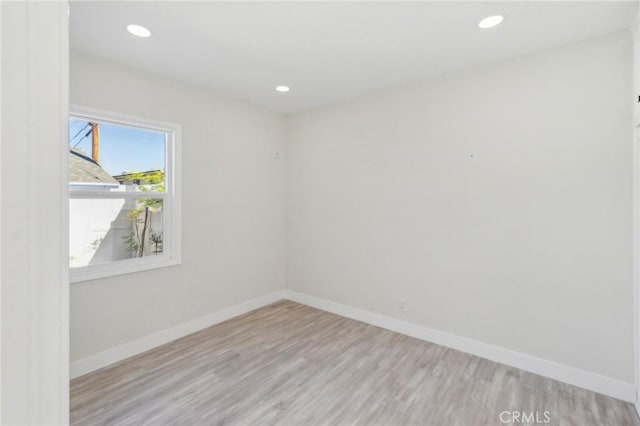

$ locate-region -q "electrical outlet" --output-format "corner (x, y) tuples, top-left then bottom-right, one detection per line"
(399, 297), (407, 313)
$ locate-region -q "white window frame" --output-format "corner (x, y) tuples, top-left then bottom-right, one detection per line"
(69, 105), (182, 283)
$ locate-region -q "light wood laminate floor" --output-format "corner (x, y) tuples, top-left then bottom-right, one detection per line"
(71, 301), (639, 426)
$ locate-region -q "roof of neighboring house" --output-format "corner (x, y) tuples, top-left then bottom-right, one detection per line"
(69, 148), (119, 185)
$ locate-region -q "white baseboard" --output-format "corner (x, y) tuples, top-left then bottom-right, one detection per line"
(70, 288), (636, 403)
(70, 290), (286, 379)
(284, 290), (636, 403)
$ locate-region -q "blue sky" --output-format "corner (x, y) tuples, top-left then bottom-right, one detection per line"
(70, 119), (165, 176)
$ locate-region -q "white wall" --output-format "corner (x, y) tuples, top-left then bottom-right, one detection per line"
(69, 197), (126, 267)
(632, 6), (640, 409)
(72, 30), (636, 396)
(1, 2), (69, 424)
(287, 32), (634, 384)
(70, 52), (286, 362)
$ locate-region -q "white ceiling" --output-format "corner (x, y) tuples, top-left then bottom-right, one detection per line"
(70, 1), (637, 114)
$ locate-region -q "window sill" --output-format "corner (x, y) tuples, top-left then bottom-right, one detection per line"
(70, 255), (181, 283)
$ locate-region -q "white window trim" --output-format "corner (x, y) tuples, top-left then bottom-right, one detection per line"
(69, 105), (182, 283)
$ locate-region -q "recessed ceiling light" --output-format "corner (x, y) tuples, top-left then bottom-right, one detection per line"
(275, 86), (290, 93)
(127, 24), (151, 38)
(478, 15), (504, 29)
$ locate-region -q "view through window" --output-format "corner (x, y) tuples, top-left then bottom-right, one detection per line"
(69, 111), (179, 281)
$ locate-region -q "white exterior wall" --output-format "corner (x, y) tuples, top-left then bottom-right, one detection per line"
(69, 192), (165, 268)
(69, 197), (126, 267)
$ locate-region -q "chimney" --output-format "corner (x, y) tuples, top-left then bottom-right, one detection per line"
(91, 122), (100, 164)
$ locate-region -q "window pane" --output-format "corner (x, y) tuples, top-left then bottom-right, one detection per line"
(69, 118), (166, 193)
(70, 197), (164, 268)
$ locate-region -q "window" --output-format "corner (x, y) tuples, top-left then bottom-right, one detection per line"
(69, 106), (181, 282)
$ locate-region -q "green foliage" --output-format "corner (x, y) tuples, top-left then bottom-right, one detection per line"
(123, 232), (140, 257)
(122, 199), (163, 258)
(149, 230), (163, 255)
(120, 170), (166, 258)
(123, 170), (164, 185)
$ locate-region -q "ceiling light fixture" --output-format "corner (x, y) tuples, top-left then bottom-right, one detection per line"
(127, 24), (152, 38)
(478, 15), (504, 29)
(275, 85), (290, 93)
